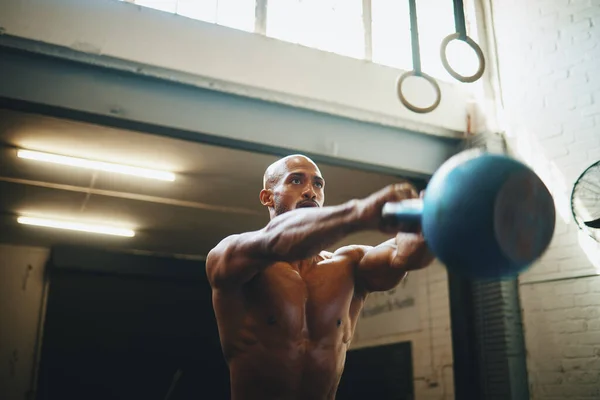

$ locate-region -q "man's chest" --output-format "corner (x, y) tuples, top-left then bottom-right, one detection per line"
(243, 260), (361, 339)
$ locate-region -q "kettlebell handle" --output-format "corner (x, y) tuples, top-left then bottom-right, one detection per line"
(382, 199), (424, 223)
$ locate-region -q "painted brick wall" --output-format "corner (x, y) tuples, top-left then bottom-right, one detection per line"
(489, 0), (600, 398)
(519, 277), (600, 398)
(351, 261), (455, 400)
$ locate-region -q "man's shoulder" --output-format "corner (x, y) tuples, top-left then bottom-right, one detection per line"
(207, 234), (236, 258)
(215, 233), (242, 247)
(206, 231), (260, 265)
(210, 231), (261, 252)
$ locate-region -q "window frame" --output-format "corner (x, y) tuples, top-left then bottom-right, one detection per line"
(127, 0), (481, 81)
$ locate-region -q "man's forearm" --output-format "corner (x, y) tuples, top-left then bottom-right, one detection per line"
(262, 200), (366, 262)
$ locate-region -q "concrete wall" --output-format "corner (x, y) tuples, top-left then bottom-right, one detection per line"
(352, 261), (454, 400)
(489, 0), (600, 398)
(0, 245), (49, 400)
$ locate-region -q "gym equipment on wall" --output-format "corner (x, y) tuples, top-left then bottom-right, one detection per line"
(440, 0), (486, 83)
(396, 0), (442, 114)
(571, 159), (600, 242)
(397, 0), (486, 112)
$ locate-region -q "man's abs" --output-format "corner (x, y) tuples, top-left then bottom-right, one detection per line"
(228, 338), (348, 400)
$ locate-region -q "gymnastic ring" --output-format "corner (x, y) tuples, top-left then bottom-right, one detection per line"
(440, 33), (486, 83)
(396, 70), (442, 114)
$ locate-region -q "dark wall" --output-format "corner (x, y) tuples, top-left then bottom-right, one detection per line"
(337, 342), (414, 400)
(36, 246), (230, 400)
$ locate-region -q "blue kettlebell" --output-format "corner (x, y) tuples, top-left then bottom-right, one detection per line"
(383, 149), (556, 280)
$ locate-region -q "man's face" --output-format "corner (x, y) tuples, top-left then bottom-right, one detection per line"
(270, 158), (325, 216)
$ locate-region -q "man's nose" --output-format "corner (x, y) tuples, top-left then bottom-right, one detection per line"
(302, 186), (316, 199)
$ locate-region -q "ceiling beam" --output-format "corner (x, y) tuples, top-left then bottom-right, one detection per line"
(0, 176), (262, 216)
(0, 37), (462, 180)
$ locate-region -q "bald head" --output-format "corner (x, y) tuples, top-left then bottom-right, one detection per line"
(260, 154), (325, 218)
(263, 154), (321, 190)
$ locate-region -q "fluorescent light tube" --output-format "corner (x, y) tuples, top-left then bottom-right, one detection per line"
(17, 216), (135, 237)
(17, 149), (176, 182)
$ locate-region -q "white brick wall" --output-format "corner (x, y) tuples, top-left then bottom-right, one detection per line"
(520, 277), (600, 399)
(489, 0), (600, 398)
(351, 261), (454, 400)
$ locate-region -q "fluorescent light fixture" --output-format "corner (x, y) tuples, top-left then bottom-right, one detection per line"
(17, 149), (176, 182)
(17, 216), (135, 237)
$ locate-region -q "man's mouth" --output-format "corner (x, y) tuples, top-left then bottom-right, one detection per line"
(297, 201), (319, 208)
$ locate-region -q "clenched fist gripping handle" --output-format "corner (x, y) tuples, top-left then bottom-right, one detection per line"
(382, 149), (556, 280)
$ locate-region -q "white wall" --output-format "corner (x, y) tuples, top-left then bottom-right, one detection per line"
(489, 0), (600, 398)
(0, 0), (482, 138)
(352, 261), (454, 400)
(0, 245), (49, 400)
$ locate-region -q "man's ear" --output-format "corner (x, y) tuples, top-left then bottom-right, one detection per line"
(259, 189), (274, 207)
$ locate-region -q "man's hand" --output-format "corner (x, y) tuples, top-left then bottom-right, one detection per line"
(356, 183), (422, 234)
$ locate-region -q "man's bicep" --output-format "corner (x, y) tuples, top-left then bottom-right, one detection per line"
(206, 232), (268, 289)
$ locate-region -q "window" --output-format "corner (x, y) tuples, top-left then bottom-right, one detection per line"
(371, 0), (412, 72)
(372, 0), (456, 79)
(265, 0), (365, 60)
(125, 0), (256, 32)
(120, 0), (480, 82)
(371, 0), (481, 81)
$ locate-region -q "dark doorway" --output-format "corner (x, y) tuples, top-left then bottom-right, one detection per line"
(35, 246), (230, 400)
(337, 341), (414, 400)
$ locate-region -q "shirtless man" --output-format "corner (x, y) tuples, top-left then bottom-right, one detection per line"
(206, 155), (434, 400)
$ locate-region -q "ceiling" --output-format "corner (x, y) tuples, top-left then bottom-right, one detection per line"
(0, 108), (415, 258)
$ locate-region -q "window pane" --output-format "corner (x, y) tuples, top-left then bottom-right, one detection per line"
(371, 0), (411, 71)
(416, 0), (456, 80)
(216, 0), (256, 32)
(266, 0), (365, 60)
(176, 0), (218, 22)
(129, 0), (256, 33)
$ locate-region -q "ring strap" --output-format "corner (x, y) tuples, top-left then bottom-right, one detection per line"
(396, 0), (442, 113)
(441, 0), (486, 83)
(453, 0), (467, 41)
(408, 0), (422, 75)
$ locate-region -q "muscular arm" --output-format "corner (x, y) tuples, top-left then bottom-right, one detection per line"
(206, 200), (365, 289)
(354, 233), (434, 293)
